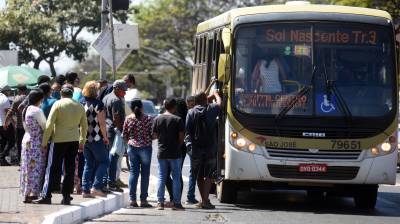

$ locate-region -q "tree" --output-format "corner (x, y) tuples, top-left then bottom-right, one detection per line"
(329, 0), (399, 23)
(0, 0), (101, 76)
(119, 0), (267, 101)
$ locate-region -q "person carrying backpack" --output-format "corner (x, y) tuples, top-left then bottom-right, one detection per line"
(185, 90), (221, 209)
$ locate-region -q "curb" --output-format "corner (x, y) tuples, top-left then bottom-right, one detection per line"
(41, 189), (129, 224)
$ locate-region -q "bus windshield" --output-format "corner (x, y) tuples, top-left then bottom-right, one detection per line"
(234, 22), (395, 118)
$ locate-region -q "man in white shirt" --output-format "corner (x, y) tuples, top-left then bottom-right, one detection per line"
(0, 85), (13, 166)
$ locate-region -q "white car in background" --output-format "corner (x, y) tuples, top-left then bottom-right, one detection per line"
(142, 100), (158, 118)
(125, 99), (158, 118)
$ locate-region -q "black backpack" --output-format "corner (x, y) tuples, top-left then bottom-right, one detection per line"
(192, 107), (212, 148)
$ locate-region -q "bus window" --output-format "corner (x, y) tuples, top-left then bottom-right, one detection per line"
(203, 36), (207, 63)
(199, 37), (203, 64)
(207, 38), (214, 80)
(194, 37), (199, 64)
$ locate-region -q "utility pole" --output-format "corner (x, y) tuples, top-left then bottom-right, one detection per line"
(108, 0), (117, 81)
(100, 0), (108, 80)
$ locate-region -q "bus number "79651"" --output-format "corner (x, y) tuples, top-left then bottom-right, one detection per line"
(331, 140), (361, 150)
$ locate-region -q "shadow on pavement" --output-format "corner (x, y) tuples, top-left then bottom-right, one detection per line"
(216, 189), (400, 218)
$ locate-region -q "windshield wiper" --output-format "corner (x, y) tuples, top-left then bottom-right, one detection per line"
(275, 66), (317, 121)
(322, 63), (352, 122)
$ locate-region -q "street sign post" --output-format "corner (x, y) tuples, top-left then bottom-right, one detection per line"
(98, 0), (139, 80)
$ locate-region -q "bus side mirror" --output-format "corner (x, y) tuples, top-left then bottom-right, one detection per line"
(221, 28), (231, 52)
(218, 53), (231, 83)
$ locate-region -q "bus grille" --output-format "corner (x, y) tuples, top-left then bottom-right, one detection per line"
(249, 127), (379, 139)
(267, 165), (359, 180)
(266, 148), (362, 160)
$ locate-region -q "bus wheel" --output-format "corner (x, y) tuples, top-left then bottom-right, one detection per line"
(217, 180), (237, 203)
(353, 185), (378, 210)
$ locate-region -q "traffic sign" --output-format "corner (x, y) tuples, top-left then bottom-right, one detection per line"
(114, 24), (139, 50)
(92, 27), (132, 69)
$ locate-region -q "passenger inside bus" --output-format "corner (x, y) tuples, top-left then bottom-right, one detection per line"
(251, 55), (287, 94)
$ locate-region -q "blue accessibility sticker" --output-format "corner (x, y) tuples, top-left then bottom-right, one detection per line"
(316, 93), (339, 115)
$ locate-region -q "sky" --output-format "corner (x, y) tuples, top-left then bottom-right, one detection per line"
(0, 0), (144, 75)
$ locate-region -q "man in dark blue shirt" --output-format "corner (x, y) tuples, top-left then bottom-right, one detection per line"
(185, 91), (221, 209)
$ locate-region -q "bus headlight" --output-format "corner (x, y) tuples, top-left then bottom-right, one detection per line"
(248, 143), (257, 152)
(229, 126), (263, 155)
(367, 133), (397, 158)
(381, 142), (391, 152)
(236, 138), (247, 148)
(371, 147), (379, 156)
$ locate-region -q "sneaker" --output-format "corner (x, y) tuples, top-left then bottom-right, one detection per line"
(164, 201), (174, 208)
(91, 188), (107, 197)
(129, 201), (139, 208)
(109, 186), (124, 192)
(172, 203), (185, 211)
(102, 187), (112, 194)
(140, 200), (153, 208)
(61, 197), (72, 205)
(156, 202), (164, 210)
(82, 192), (94, 198)
(185, 198), (199, 205)
(32, 197), (51, 204)
(116, 179), (128, 188)
(201, 200), (215, 209)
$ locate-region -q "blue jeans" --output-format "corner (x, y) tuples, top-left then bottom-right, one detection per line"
(82, 140), (110, 191)
(157, 158), (182, 204)
(108, 153), (119, 186)
(187, 153), (197, 201)
(105, 128), (119, 186)
(127, 145), (152, 201)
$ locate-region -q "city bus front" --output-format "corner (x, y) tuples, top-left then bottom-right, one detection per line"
(221, 16), (398, 208)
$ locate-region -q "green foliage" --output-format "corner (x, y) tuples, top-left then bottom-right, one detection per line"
(330, 0), (399, 22)
(0, 0), (101, 76)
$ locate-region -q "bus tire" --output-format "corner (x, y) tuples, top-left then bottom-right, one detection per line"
(353, 185), (378, 210)
(217, 180), (237, 203)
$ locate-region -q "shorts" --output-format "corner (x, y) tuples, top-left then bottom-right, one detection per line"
(191, 155), (216, 179)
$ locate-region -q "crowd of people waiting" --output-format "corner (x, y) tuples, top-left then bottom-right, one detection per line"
(0, 72), (221, 210)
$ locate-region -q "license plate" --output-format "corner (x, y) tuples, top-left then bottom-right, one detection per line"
(298, 164), (327, 173)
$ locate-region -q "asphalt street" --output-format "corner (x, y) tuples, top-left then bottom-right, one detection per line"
(85, 142), (400, 224)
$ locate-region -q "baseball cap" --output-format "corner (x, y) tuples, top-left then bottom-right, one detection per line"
(113, 80), (127, 91)
(61, 83), (74, 95)
(0, 85), (11, 93)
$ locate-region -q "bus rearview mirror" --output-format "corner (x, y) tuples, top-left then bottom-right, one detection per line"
(218, 53), (231, 83)
(222, 28), (231, 52)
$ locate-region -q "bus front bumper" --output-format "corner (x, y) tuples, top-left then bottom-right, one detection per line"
(224, 145), (397, 185)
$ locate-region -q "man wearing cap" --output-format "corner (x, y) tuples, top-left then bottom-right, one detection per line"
(34, 84), (88, 205)
(0, 85), (14, 166)
(102, 80), (127, 192)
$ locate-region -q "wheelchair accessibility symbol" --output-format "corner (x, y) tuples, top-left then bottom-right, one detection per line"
(320, 94), (336, 113)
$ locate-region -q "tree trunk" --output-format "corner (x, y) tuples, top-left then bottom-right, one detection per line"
(47, 56), (56, 77)
(33, 57), (42, 69)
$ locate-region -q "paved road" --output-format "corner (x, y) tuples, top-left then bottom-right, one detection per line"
(86, 142), (400, 224)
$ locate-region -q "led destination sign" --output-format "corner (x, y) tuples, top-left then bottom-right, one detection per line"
(265, 29), (378, 45)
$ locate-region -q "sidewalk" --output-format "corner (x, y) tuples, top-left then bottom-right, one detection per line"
(0, 166), (130, 224)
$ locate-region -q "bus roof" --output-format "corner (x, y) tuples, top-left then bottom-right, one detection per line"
(197, 4), (392, 33)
